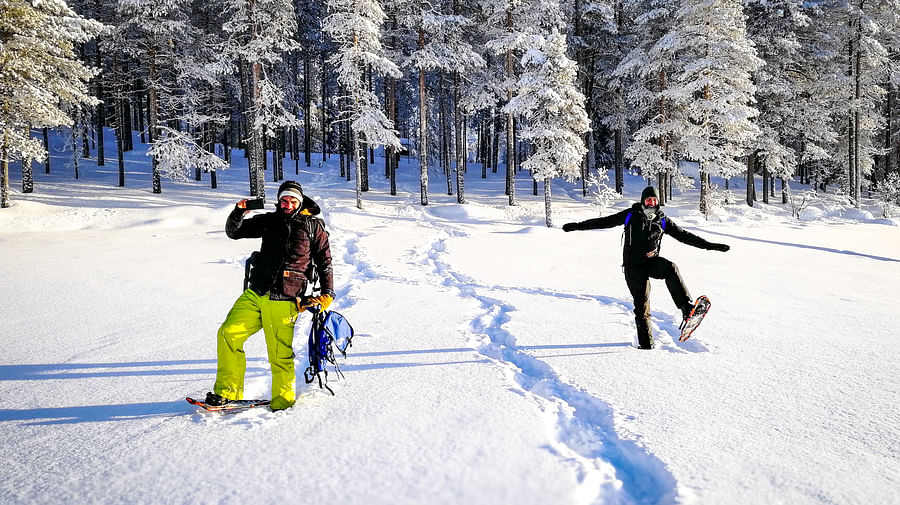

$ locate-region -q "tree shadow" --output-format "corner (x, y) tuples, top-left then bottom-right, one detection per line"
(698, 228), (900, 263)
(0, 358), (269, 381)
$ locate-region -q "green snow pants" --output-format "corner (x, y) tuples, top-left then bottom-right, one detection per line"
(214, 289), (300, 410)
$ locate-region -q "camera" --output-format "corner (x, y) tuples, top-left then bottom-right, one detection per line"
(245, 198), (265, 210)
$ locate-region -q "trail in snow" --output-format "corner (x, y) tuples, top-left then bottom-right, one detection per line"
(402, 212), (682, 505)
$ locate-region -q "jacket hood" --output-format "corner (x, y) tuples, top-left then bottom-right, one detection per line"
(301, 195), (321, 216)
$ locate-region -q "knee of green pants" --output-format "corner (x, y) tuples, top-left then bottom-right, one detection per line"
(269, 329), (296, 410)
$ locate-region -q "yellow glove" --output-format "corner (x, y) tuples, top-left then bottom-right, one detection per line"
(302, 294), (333, 312)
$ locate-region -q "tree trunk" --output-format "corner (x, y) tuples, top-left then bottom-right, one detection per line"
(387, 73), (398, 195)
(22, 127), (33, 193)
(886, 78), (896, 175)
(699, 168), (709, 216)
(136, 82), (146, 145)
(355, 130), (363, 209)
(304, 56), (312, 168)
(418, 28), (429, 206)
(94, 43), (105, 167)
(455, 75), (465, 204)
(114, 58), (126, 187)
(72, 119), (80, 180)
(245, 57), (266, 200)
(0, 146), (8, 208)
(852, 7), (862, 208)
(440, 73), (452, 196)
(321, 48), (328, 163)
(42, 127), (51, 174)
(543, 179), (553, 227)
(148, 47), (161, 194)
(746, 151), (755, 206)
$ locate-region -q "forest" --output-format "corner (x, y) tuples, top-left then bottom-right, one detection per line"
(2, 0), (899, 217)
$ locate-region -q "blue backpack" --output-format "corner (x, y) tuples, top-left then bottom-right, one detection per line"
(304, 310), (354, 395)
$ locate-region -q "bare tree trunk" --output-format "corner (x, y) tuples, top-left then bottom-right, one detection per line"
(853, 9), (862, 208)
(505, 10), (516, 205)
(544, 179), (553, 227)
(0, 137), (8, 208)
(245, 56), (266, 200)
(700, 168), (710, 216)
(94, 43), (105, 167)
(304, 55), (312, 168)
(455, 74), (465, 204)
(746, 151), (755, 206)
(0, 101), (10, 207)
(72, 117), (80, 180)
(321, 46), (328, 163)
(21, 126), (33, 193)
(887, 78), (896, 175)
(43, 127), (51, 174)
(418, 28), (429, 206)
(148, 47), (161, 193)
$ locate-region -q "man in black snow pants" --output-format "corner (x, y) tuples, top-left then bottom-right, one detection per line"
(562, 186), (730, 349)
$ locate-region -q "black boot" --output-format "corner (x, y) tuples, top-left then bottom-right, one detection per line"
(205, 392), (228, 406)
(635, 319), (653, 349)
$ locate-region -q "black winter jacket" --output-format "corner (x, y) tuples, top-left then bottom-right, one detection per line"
(571, 203), (718, 266)
(226, 195), (334, 300)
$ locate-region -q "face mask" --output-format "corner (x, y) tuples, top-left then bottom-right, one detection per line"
(642, 206), (657, 220)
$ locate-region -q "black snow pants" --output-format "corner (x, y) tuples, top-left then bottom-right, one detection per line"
(624, 257), (693, 349)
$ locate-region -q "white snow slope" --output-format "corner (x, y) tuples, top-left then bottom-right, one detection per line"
(1, 133), (899, 505)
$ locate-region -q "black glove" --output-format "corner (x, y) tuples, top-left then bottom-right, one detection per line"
(562, 222), (580, 232)
(710, 243), (730, 252)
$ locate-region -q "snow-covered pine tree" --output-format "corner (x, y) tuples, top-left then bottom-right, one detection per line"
(573, 0), (618, 195)
(0, 0), (102, 208)
(401, 4), (485, 204)
(324, 0), (402, 209)
(482, 0), (556, 206)
(832, 0), (899, 207)
(653, 0), (763, 215)
(144, 0), (231, 185)
(221, 0), (300, 201)
(504, 31), (589, 226)
(617, 0), (681, 201)
(112, 0), (193, 194)
(744, 0), (807, 206)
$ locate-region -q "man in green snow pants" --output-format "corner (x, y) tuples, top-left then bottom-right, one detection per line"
(206, 180), (334, 410)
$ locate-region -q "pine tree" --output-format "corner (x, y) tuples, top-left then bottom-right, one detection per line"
(0, 0), (102, 208)
(222, 0), (300, 200)
(647, 0), (763, 215)
(504, 31), (589, 226)
(617, 0), (680, 200)
(324, 0), (402, 209)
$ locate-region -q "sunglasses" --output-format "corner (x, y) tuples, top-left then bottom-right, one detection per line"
(643, 196), (659, 207)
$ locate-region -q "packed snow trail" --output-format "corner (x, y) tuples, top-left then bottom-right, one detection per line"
(370, 204), (684, 505)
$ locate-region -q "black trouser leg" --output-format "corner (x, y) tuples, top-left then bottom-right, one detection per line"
(649, 257), (692, 316)
(624, 266), (652, 349)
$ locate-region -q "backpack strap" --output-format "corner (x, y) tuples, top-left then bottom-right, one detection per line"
(243, 251), (258, 291)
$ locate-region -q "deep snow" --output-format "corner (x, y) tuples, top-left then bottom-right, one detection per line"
(1, 131), (898, 505)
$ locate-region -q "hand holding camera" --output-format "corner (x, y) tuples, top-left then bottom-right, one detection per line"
(237, 199), (265, 212)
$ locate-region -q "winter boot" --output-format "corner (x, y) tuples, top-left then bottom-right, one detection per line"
(205, 392), (228, 406)
(680, 301), (694, 329)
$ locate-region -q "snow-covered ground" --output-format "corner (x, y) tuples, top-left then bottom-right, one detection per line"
(1, 131), (898, 505)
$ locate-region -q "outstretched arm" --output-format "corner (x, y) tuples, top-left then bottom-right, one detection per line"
(666, 220), (729, 251)
(562, 209), (630, 232)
